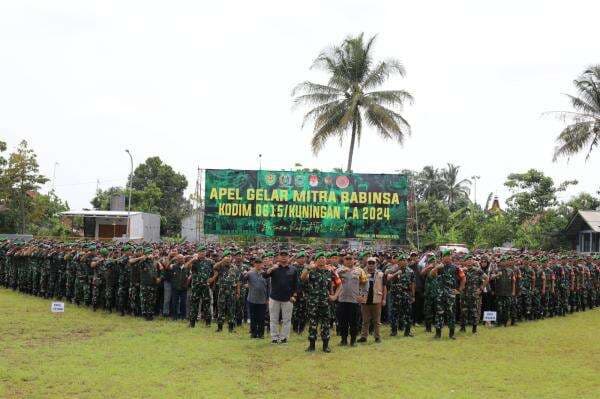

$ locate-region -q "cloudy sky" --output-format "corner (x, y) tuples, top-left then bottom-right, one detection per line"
(1, 0), (599, 210)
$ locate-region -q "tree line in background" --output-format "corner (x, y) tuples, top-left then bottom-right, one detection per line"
(406, 165), (599, 251)
(0, 140), (69, 236)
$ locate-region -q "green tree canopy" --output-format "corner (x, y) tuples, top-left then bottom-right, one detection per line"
(553, 65), (600, 161)
(293, 33), (413, 171)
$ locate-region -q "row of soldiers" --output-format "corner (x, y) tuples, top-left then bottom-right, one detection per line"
(1, 239), (599, 343)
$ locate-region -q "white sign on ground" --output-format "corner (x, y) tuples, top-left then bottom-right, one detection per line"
(51, 302), (65, 313)
(483, 311), (497, 322)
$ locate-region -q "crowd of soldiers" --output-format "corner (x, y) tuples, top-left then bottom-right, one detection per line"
(1, 238), (599, 353)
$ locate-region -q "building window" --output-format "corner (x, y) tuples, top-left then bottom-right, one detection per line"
(582, 232), (591, 253)
(593, 233), (600, 253)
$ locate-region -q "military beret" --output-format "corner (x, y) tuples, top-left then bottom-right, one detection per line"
(314, 251), (326, 259)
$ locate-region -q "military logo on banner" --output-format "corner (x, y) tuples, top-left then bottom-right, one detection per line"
(204, 169), (409, 240)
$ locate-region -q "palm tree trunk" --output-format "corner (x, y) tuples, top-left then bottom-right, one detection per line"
(346, 119), (357, 172)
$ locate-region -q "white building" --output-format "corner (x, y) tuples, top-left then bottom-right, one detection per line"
(60, 210), (161, 242)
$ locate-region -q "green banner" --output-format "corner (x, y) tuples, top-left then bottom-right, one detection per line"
(203, 169), (408, 240)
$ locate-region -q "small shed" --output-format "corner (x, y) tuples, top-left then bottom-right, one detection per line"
(60, 210), (161, 242)
(564, 210), (600, 253)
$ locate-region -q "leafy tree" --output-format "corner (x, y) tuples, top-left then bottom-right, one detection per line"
(27, 192), (70, 236)
(513, 210), (569, 250)
(293, 33), (413, 171)
(552, 65), (600, 161)
(474, 214), (514, 248)
(440, 163), (471, 209)
(504, 169), (577, 223)
(564, 192), (600, 212)
(416, 166), (444, 201)
(92, 157), (191, 235)
(1, 141), (48, 233)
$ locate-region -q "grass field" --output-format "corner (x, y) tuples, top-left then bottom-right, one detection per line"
(1, 289), (599, 399)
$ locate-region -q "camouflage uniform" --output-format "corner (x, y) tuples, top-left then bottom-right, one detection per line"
(305, 267), (333, 342)
(388, 266), (415, 334)
(189, 258), (214, 325)
(91, 258), (106, 310)
(423, 269), (439, 331)
(519, 264), (534, 320)
(139, 258), (158, 319)
(129, 261), (142, 317)
(116, 256), (130, 314)
(434, 264), (460, 331)
(461, 266), (486, 328)
(495, 266), (514, 326)
(216, 264), (239, 327)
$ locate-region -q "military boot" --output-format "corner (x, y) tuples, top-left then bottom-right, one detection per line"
(228, 322), (235, 333)
(306, 339), (316, 352)
(339, 336), (348, 346)
(216, 323), (223, 332)
(434, 328), (442, 339)
(205, 319), (211, 327)
(449, 327), (456, 340)
(425, 322), (432, 333)
(390, 325), (398, 336)
(190, 319), (196, 328)
(459, 325), (466, 333)
(403, 325), (413, 337)
(350, 335), (357, 347)
(472, 325), (477, 334)
(322, 339), (331, 353)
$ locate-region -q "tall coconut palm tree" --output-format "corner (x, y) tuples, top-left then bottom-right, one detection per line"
(553, 65), (600, 161)
(292, 33), (413, 172)
(440, 163), (471, 208)
(417, 165), (444, 200)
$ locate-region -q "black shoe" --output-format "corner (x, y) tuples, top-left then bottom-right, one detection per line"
(459, 325), (466, 333)
(205, 319), (211, 327)
(271, 339), (279, 344)
(228, 322), (235, 333)
(390, 328), (398, 337)
(404, 327), (413, 337)
(357, 337), (367, 343)
(425, 323), (432, 333)
(322, 339), (331, 353)
(120, 310), (125, 317)
(449, 327), (456, 340)
(339, 336), (348, 346)
(306, 339), (316, 352)
(190, 319), (196, 328)
(435, 328), (442, 339)
(374, 337), (382, 343)
(280, 338), (287, 344)
(216, 323), (223, 332)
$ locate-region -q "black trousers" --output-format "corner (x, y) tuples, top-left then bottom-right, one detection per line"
(412, 291), (424, 324)
(337, 302), (360, 338)
(249, 302), (266, 338)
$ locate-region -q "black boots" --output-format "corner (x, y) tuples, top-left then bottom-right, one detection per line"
(449, 327), (455, 340)
(350, 335), (357, 347)
(339, 336), (348, 346)
(228, 322), (235, 333)
(190, 319), (196, 328)
(205, 319), (211, 327)
(390, 326), (398, 336)
(322, 339), (331, 353)
(216, 323), (223, 332)
(459, 325), (466, 333)
(403, 325), (413, 337)
(472, 325), (477, 334)
(435, 328), (442, 339)
(306, 339), (316, 352)
(425, 322), (432, 333)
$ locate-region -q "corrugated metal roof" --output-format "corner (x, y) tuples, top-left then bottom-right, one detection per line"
(579, 210), (600, 232)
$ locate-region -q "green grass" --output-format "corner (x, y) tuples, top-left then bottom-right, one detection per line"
(1, 288), (599, 399)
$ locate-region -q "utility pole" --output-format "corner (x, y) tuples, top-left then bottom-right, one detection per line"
(125, 149), (133, 239)
(471, 175), (480, 207)
(51, 162), (59, 193)
(196, 166), (201, 242)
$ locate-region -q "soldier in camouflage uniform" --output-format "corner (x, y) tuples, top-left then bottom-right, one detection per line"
(186, 246), (214, 328)
(421, 254), (438, 333)
(91, 248), (108, 311)
(233, 250), (249, 326)
(511, 263), (522, 323)
(519, 260), (535, 321)
(460, 257), (488, 334)
(430, 250), (465, 340)
(129, 248), (159, 321)
(301, 252), (334, 353)
(128, 247), (143, 317)
(542, 260), (555, 317)
(103, 250), (118, 313)
(386, 253), (415, 337)
(211, 251), (240, 332)
(117, 246), (132, 316)
(532, 260), (546, 320)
